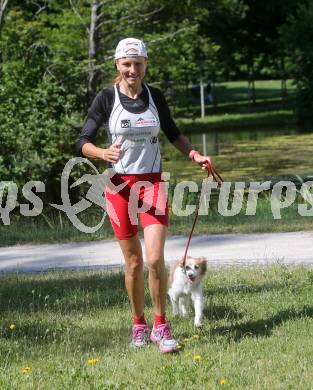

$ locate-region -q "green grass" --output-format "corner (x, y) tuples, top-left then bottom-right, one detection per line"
(0, 209), (116, 246)
(2, 190), (313, 246)
(168, 193), (313, 235)
(177, 110), (295, 132)
(212, 80), (296, 105)
(162, 132), (313, 183)
(172, 79), (296, 118)
(0, 265), (312, 389)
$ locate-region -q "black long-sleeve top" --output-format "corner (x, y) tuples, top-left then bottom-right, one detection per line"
(76, 84), (181, 157)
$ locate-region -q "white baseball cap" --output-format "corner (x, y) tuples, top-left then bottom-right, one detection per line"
(114, 38), (148, 60)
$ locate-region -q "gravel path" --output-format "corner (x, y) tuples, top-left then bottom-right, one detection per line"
(1, 231), (312, 272)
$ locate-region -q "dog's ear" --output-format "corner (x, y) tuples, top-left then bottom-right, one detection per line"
(197, 257), (207, 275)
(178, 256), (188, 268)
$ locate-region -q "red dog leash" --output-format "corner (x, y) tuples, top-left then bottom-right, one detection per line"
(181, 159), (223, 270)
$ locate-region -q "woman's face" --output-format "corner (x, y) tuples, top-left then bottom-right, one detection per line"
(116, 56), (147, 87)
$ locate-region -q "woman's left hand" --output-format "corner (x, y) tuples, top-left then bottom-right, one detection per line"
(193, 152), (212, 171)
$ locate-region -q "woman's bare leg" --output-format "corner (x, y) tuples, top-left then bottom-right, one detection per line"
(118, 234), (144, 317)
(143, 224), (168, 316)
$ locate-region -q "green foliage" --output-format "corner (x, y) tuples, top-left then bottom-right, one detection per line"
(0, 4), (83, 202)
(280, 2), (313, 126)
(0, 77), (81, 202)
(0, 0), (221, 202)
(0, 0), (307, 203)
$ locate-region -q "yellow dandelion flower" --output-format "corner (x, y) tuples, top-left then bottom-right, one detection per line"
(87, 358), (99, 365)
(219, 378), (226, 385)
(9, 324), (16, 330)
(192, 334), (200, 340)
(193, 355), (202, 362)
(21, 367), (31, 374)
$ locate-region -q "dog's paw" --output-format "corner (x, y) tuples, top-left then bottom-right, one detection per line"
(194, 320), (203, 328)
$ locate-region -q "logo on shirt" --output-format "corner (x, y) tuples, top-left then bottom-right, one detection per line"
(135, 117), (157, 128)
(150, 136), (158, 144)
(121, 119), (131, 128)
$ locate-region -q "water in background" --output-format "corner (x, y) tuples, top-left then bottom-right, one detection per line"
(161, 127), (313, 182)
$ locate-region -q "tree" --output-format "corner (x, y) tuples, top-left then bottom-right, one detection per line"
(0, 0), (206, 202)
(2, 0), (304, 205)
(280, 1), (313, 128)
(0, 3), (81, 202)
(0, 0), (9, 28)
(0, 0), (10, 77)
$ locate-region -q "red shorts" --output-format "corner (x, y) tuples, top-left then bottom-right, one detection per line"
(105, 172), (168, 240)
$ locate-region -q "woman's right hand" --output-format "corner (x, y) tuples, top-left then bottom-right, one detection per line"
(102, 143), (122, 163)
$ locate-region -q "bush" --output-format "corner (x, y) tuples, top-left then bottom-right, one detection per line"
(280, 2), (313, 128)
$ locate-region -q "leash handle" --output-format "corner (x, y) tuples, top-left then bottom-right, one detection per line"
(181, 160), (223, 269)
(205, 158), (223, 184)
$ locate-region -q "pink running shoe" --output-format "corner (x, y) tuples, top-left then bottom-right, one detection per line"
(150, 323), (180, 353)
(130, 324), (151, 348)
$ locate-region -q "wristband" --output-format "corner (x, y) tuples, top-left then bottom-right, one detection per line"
(189, 149), (200, 161)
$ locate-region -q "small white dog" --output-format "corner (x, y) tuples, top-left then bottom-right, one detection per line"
(168, 256), (207, 327)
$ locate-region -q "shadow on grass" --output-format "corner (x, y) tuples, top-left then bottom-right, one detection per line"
(211, 306), (313, 341)
(204, 281), (289, 296)
(0, 270), (159, 352)
(0, 320), (130, 351)
(0, 271), (130, 313)
(0, 271), (135, 351)
(2, 269), (311, 351)
(203, 304), (243, 322)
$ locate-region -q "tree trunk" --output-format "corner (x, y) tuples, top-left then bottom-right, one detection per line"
(200, 74), (205, 118)
(212, 80), (218, 110)
(88, 0), (100, 103)
(251, 78), (255, 104)
(0, 0), (9, 79)
(0, 0), (9, 28)
(281, 57), (287, 99)
(248, 66), (256, 104)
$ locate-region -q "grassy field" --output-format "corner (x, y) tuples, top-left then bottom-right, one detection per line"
(1, 190), (313, 246)
(172, 79), (296, 118)
(177, 110), (294, 133)
(0, 265), (312, 389)
(210, 80), (296, 106)
(162, 131), (313, 183)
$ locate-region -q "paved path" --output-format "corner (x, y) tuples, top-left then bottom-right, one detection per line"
(1, 231), (313, 272)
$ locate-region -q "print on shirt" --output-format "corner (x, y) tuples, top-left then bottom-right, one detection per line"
(135, 117), (158, 128)
(108, 84), (161, 173)
(121, 119), (131, 128)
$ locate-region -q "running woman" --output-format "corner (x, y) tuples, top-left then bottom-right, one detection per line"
(77, 37), (211, 353)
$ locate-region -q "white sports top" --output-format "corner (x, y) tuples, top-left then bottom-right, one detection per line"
(107, 84), (161, 174)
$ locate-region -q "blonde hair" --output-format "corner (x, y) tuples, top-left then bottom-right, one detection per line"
(112, 73), (122, 85)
